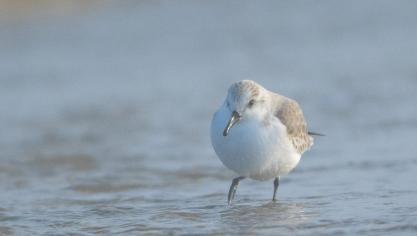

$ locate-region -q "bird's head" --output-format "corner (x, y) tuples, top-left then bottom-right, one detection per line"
(223, 80), (270, 136)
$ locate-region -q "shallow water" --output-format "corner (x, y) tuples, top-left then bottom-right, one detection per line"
(1, 1), (417, 235)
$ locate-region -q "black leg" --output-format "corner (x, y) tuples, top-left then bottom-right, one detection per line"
(272, 176), (280, 201)
(227, 176), (245, 205)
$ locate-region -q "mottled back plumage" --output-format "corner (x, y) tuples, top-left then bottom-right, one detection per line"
(273, 97), (313, 154)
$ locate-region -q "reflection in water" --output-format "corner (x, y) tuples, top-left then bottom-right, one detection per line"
(220, 201), (310, 234)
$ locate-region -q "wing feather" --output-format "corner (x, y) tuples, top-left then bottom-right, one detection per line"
(274, 98), (313, 154)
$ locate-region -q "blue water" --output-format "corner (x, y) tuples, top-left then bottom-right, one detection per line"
(1, 1), (417, 235)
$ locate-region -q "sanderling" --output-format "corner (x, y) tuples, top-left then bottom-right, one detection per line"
(210, 80), (321, 204)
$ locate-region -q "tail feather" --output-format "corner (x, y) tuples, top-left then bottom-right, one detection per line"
(308, 131), (325, 136)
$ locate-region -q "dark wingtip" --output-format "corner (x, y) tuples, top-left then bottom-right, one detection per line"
(308, 131), (325, 136)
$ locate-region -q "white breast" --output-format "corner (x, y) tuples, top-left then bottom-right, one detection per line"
(210, 105), (301, 181)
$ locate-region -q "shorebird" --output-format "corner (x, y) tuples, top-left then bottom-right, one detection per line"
(210, 80), (320, 204)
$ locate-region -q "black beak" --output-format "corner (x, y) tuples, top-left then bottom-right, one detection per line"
(223, 111), (241, 136)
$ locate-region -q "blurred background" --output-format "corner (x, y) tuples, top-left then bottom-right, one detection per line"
(1, 0), (417, 235)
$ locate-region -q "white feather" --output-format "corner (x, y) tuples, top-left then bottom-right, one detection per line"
(211, 101), (301, 181)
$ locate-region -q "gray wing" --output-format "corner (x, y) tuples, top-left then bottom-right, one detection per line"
(275, 99), (313, 154)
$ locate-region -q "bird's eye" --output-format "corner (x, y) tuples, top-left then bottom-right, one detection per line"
(248, 99), (255, 108)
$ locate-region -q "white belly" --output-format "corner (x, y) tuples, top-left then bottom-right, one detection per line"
(210, 108), (301, 181)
